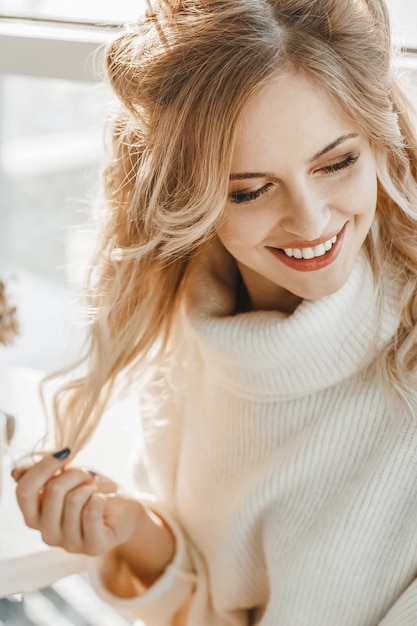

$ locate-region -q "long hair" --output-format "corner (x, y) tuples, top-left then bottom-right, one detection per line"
(46, 0), (417, 453)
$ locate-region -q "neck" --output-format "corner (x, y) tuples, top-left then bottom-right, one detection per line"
(237, 263), (302, 314)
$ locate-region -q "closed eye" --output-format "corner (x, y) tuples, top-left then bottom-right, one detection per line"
(229, 182), (273, 205)
(319, 154), (359, 175)
(228, 153), (359, 204)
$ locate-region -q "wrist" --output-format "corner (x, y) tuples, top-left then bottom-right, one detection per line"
(115, 504), (176, 587)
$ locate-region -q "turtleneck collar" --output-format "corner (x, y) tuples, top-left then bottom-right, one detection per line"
(185, 241), (400, 400)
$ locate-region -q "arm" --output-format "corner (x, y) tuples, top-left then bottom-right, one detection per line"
(88, 495), (197, 625)
(106, 506), (175, 591)
(13, 451), (196, 624)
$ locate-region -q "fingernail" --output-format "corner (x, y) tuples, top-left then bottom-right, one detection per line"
(88, 470), (97, 478)
(53, 448), (71, 461)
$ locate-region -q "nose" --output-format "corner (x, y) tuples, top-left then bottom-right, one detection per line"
(278, 184), (331, 242)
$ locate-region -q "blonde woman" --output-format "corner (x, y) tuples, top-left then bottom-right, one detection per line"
(12, 0), (417, 624)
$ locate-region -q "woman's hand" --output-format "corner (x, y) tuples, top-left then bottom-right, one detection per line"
(12, 449), (176, 588)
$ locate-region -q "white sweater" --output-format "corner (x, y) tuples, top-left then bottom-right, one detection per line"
(90, 245), (417, 626)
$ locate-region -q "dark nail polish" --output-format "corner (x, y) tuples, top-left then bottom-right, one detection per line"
(53, 447), (71, 461)
(88, 470), (97, 478)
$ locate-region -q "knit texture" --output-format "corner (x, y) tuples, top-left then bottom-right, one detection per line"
(90, 245), (417, 626)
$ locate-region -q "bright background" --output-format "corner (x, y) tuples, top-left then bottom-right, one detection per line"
(0, 0), (415, 45)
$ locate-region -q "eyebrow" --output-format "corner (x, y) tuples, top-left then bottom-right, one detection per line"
(310, 132), (359, 162)
(229, 132), (360, 181)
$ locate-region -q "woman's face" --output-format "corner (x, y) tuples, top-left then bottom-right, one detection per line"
(216, 72), (378, 313)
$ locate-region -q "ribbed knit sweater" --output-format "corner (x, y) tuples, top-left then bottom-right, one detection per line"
(90, 244), (417, 626)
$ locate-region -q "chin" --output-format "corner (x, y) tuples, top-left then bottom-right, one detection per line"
(296, 275), (351, 302)
(304, 258), (357, 301)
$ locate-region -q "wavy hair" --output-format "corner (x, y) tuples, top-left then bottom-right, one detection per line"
(46, 0), (417, 453)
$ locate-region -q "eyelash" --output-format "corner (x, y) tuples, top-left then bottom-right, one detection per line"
(320, 154), (359, 175)
(229, 184), (273, 205)
(229, 154), (360, 205)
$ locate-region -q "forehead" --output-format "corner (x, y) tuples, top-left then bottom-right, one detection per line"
(231, 72), (358, 172)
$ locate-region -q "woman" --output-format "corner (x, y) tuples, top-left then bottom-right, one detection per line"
(13, 0), (417, 624)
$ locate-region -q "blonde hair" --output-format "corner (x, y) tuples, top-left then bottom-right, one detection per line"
(47, 0), (417, 453)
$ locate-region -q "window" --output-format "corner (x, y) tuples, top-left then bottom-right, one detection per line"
(386, 0), (417, 50)
(0, 74), (110, 369)
(0, 7), (122, 369)
(0, 0), (147, 24)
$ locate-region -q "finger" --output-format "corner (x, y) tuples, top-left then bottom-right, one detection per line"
(11, 466), (28, 481)
(82, 493), (128, 555)
(40, 469), (95, 545)
(82, 494), (143, 556)
(15, 449), (71, 528)
(82, 492), (108, 555)
(60, 482), (98, 553)
(90, 473), (119, 495)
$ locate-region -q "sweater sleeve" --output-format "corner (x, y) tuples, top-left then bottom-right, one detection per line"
(88, 329), (202, 624)
(378, 577), (417, 625)
(87, 495), (197, 626)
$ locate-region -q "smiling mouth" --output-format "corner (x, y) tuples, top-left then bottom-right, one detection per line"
(279, 233), (338, 259)
(267, 225), (346, 272)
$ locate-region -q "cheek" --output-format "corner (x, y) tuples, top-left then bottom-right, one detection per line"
(217, 205), (276, 250)
(216, 211), (256, 250)
(356, 160), (378, 216)
(337, 166), (377, 219)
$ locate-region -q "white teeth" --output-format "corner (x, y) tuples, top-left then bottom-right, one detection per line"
(302, 248), (315, 260)
(313, 243), (326, 257)
(282, 234), (338, 259)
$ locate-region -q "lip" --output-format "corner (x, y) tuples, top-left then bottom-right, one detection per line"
(276, 227), (344, 250)
(266, 223), (346, 272)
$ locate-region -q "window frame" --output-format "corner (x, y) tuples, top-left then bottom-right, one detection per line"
(0, 15), (416, 83)
(0, 17), (116, 81)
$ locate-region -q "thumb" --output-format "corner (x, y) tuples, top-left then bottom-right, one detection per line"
(102, 493), (145, 546)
